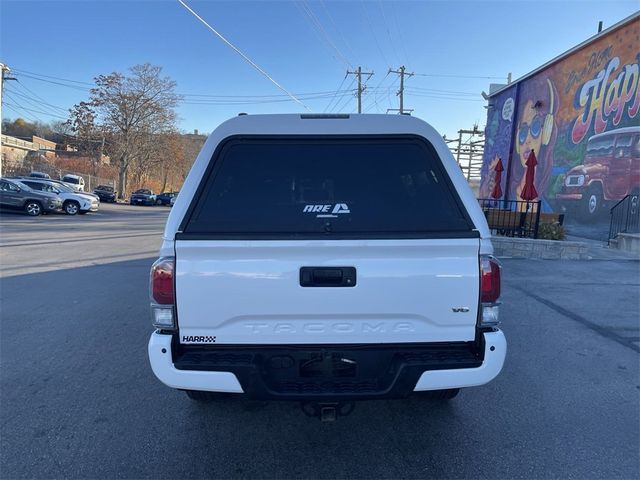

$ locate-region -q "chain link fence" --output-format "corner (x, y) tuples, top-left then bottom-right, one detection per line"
(4, 159), (116, 193)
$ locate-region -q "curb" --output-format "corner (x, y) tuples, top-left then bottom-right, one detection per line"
(491, 236), (589, 260)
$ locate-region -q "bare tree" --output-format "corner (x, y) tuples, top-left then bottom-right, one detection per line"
(180, 132), (206, 180)
(70, 64), (180, 197)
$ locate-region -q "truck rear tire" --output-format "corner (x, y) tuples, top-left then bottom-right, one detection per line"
(415, 388), (460, 400)
(184, 390), (228, 402)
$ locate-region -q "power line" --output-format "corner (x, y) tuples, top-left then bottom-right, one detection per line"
(405, 92), (483, 102)
(319, 0), (358, 63)
(4, 97), (68, 121)
(296, 0), (352, 69)
(10, 83), (69, 112)
(377, 1), (402, 65)
(333, 77), (358, 113)
(5, 88), (69, 120)
(10, 66), (391, 109)
(4, 104), (40, 124)
(329, 76), (356, 113)
(181, 89), (352, 99)
(414, 72), (506, 80)
(364, 84), (395, 113)
(177, 0), (311, 112)
(182, 91), (354, 106)
(323, 73), (348, 113)
(367, 70), (392, 112)
(359, 0), (389, 67)
(389, 2), (410, 67)
(6, 67), (360, 108)
(407, 86), (479, 96)
(13, 72), (91, 91)
(10, 68), (94, 86)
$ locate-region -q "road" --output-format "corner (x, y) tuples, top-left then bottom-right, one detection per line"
(1, 204), (639, 479)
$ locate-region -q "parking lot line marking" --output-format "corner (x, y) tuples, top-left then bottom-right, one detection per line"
(0, 232), (160, 248)
(513, 285), (640, 354)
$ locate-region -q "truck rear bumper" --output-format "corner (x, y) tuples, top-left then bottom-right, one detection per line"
(148, 330), (506, 399)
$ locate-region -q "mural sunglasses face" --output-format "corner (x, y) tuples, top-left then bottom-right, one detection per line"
(518, 115), (543, 144)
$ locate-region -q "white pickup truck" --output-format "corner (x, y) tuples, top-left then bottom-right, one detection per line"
(148, 114), (506, 416)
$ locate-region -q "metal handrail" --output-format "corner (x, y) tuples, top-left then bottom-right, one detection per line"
(610, 194), (631, 211)
(608, 194), (640, 244)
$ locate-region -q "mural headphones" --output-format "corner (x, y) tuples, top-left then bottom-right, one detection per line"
(542, 78), (555, 146)
(515, 78), (555, 155)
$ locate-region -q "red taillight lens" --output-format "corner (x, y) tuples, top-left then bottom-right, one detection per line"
(480, 256), (501, 303)
(151, 257), (174, 305)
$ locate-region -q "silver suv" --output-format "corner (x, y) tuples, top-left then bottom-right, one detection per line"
(0, 178), (63, 216)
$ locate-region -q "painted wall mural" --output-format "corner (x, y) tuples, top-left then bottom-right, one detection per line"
(478, 86), (517, 200)
(480, 17), (639, 221)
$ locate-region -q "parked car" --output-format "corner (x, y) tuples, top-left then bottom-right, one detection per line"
(156, 191), (178, 206)
(0, 178), (62, 216)
(557, 126), (640, 219)
(15, 177), (99, 201)
(93, 185), (118, 203)
(130, 189), (156, 206)
(61, 174), (86, 192)
(170, 193), (177, 207)
(20, 179), (99, 215)
(94, 185), (117, 203)
(147, 114), (506, 416)
(28, 171), (51, 179)
(52, 179), (98, 200)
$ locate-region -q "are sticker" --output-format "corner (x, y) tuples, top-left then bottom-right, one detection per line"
(303, 203), (350, 218)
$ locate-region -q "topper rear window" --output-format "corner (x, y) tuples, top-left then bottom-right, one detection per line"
(180, 136), (474, 239)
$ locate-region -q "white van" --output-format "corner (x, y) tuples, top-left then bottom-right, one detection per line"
(61, 174), (85, 192)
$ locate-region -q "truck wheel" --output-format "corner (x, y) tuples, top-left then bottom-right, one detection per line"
(156, 198), (163, 206)
(63, 201), (80, 215)
(184, 390), (228, 402)
(24, 201), (42, 216)
(582, 185), (603, 219)
(415, 388), (460, 400)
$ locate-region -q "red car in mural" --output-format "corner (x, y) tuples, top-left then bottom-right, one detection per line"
(557, 126), (640, 219)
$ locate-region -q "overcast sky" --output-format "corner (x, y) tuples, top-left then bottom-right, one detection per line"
(1, 0), (638, 138)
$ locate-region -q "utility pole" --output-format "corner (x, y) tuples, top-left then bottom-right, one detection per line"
(453, 126), (484, 180)
(0, 63), (17, 178)
(387, 65), (414, 115)
(346, 66), (374, 113)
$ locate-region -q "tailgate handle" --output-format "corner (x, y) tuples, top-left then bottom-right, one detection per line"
(300, 267), (356, 287)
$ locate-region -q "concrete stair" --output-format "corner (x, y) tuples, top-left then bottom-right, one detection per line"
(609, 233), (640, 254)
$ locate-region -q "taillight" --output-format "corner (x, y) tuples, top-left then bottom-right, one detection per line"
(480, 255), (501, 303)
(151, 257), (174, 304)
(150, 257), (175, 330)
(480, 255), (501, 327)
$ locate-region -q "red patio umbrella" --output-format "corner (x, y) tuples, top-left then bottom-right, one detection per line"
(520, 149), (538, 201)
(491, 158), (504, 199)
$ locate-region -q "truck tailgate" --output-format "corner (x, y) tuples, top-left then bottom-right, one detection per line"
(175, 238), (479, 345)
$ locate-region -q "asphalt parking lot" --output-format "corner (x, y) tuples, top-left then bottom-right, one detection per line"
(1, 204), (639, 479)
